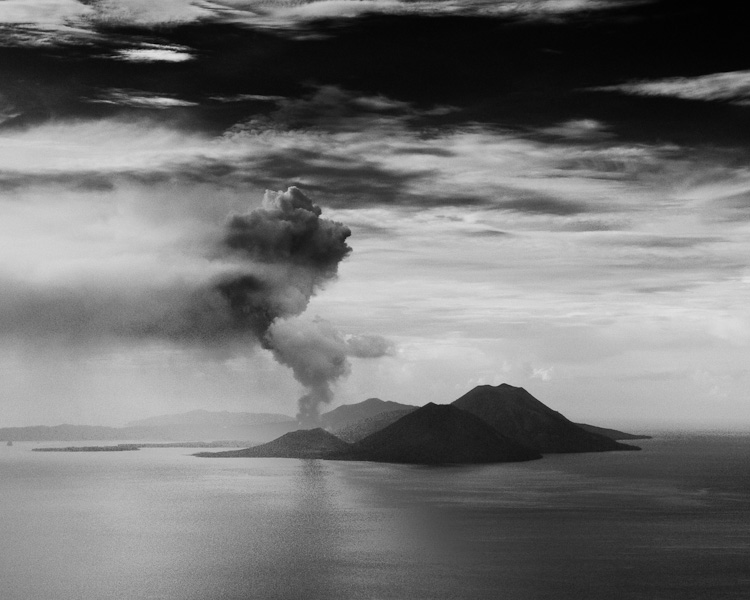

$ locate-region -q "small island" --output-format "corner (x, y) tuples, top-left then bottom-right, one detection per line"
(33, 444), (141, 452)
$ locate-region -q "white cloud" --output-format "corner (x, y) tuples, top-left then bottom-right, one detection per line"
(210, 0), (645, 29)
(540, 119), (613, 140)
(0, 0), (645, 46)
(93, 90), (198, 108)
(1, 105), (749, 427)
(0, 0), (90, 26)
(84, 0), (213, 26)
(593, 70), (750, 105)
(116, 48), (194, 63)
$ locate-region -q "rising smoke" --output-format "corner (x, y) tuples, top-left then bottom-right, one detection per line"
(220, 186), (392, 422)
(0, 185), (391, 420)
(267, 317), (393, 425)
(213, 185), (353, 340)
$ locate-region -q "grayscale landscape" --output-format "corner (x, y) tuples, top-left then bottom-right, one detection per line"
(1, 0), (749, 598)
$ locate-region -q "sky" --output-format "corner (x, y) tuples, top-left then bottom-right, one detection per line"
(0, 0), (748, 430)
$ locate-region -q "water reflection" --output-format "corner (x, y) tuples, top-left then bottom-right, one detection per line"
(2, 437), (750, 600)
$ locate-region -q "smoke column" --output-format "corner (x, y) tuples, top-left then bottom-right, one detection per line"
(222, 186), (392, 421)
(0, 185), (391, 418)
(214, 185), (353, 339)
(267, 317), (393, 425)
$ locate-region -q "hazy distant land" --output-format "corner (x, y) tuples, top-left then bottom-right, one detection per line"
(9, 384), (649, 464)
(33, 444), (142, 452)
(32, 441), (250, 452)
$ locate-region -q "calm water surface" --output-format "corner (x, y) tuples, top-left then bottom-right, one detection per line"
(1, 434), (749, 600)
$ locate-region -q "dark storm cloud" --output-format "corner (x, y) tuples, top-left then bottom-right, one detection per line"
(0, 187), (351, 344)
(4, 1), (749, 147)
(467, 229), (511, 238)
(500, 196), (589, 216)
(223, 185), (351, 276)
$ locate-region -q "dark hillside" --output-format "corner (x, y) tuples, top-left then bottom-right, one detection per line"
(453, 384), (639, 453)
(346, 403), (541, 464)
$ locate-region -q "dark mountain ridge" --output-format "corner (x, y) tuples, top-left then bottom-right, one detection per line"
(344, 403), (541, 464)
(452, 384), (639, 453)
(331, 408), (417, 442)
(320, 398), (417, 430)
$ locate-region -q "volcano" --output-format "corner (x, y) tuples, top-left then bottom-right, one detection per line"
(452, 384), (639, 453)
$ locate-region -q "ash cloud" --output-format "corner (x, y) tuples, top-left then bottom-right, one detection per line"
(213, 186), (352, 344)
(0, 184), (392, 417)
(0, 186), (351, 345)
(267, 317), (394, 425)
(224, 185), (351, 275)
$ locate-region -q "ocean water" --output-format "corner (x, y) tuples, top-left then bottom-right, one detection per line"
(1, 434), (749, 600)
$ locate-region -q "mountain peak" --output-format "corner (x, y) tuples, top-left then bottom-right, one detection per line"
(349, 403), (541, 464)
(453, 385), (639, 454)
(320, 397), (417, 430)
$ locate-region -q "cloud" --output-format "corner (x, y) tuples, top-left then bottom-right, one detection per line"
(592, 70), (750, 105)
(0, 178), (397, 418)
(0, 186), (350, 345)
(540, 119), (613, 140)
(115, 48), (194, 63)
(209, 0), (646, 30)
(0, 0), (210, 47)
(92, 90), (198, 108)
(0, 0), (90, 27)
(1, 0), (643, 48)
(228, 85), (429, 132)
(224, 186), (351, 275)
(83, 0), (213, 26)
(1, 93), (748, 428)
(500, 196), (590, 216)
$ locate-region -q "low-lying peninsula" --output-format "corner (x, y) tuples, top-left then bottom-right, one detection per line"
(33, 444), (141, 452)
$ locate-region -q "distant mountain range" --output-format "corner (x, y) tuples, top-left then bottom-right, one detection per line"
(0, 424), (139, 443)
(126, 410), (295, 428)
(320, 398), (416, 431)
(0, 411), (298, 444)
(2, 384), (648, 465)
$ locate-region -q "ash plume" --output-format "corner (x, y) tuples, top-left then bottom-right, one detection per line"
(267, 317), (394, 425)
(0, 184), (389, 417)
(215, 186), (352, 339)
(0, 186), (351, 345)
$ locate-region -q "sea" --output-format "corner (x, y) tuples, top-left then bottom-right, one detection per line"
(1, 434), (749, 600)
